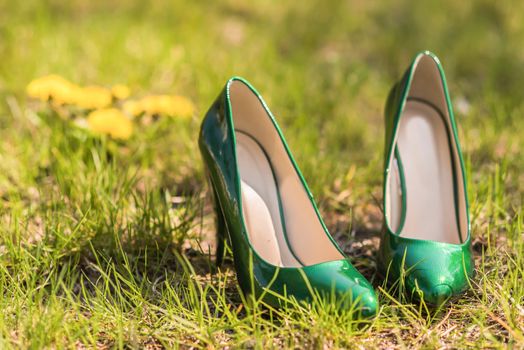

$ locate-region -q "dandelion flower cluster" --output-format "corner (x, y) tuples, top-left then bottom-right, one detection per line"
(26, 74), (195, 141)
(26, 75), (117, 109)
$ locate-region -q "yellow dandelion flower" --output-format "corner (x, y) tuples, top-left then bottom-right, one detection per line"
(86, 108), (133, 140)
(139, 95), (171, 115)
(167, 95), (195, 118)
(111, 84), (131, 100)
(132, 95), (195, 118)
(122, 100), (142, 117)
(74, 86), (113, 109)
(26, 75), (79, 105)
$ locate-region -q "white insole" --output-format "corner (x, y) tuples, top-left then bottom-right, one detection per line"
(392, 100), (461, 244)
(236, 132), (302, 267)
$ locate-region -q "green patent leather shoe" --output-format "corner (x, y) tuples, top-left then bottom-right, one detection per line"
(378, 51), (474, 306)
(199, 77), (378, 317)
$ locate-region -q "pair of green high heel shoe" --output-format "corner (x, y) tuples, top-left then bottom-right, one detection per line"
(199, 51), (474, 317)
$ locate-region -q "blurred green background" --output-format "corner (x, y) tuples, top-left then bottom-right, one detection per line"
(1, 0), (522, 196)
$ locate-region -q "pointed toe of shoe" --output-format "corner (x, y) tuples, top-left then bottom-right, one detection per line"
(411, 280), (453, 306)
(380, 235), (474, 306)
(333, 276), (378, 318)
(406, 270), (464, 306)
(301, 260), (378, 317)
(334, 281), (378, 318)
(428, 284), (453, 305)
(332, 279), (378, 318)
(359, 290), (379, 318)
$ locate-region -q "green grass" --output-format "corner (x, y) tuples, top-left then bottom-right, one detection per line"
(0, 0), (523, 348)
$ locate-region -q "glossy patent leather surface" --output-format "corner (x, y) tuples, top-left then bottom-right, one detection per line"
(379, 51), (474, 305)
(199, 77), (377, 317)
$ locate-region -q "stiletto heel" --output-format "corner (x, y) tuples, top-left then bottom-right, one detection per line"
(379, 51), (474, 305)
(209, 176), (227, 268)
(199, 77), (378, 317)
